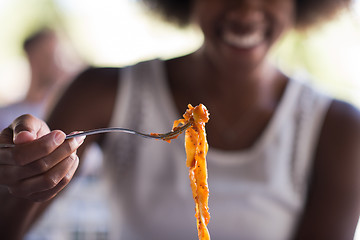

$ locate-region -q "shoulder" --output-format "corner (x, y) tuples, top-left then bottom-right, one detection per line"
(319, 99), (360, 154)
(316, 98), (360, 185)
(71, 66), (121, 91)
(47, 66), (121, 133)
(315, 98), (360, 188)
(296, 98), (360, 239)
(60, 66), (121, 112)
(316, 98), (360, 181)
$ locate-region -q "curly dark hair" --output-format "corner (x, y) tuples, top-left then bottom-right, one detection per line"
(139, 0), (352, 29)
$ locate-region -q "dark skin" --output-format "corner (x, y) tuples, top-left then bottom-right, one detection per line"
(1, 0), (360, 239)
(294, 100), (360, 239)
(166, 52), (289, 150)
(2, 53), (360, 240)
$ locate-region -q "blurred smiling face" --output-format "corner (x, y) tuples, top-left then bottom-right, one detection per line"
(191, 0), (295, 69)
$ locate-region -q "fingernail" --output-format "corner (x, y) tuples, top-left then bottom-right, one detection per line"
(13, 131), (36, 144)
(75, 136), (86, 145)
(54, 132), (66, 145)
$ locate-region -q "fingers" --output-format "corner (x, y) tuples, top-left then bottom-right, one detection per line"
(0, 114), (53, 165)
(10, 130), (66, 166)
(9, 154), (80, 202)
(0, 114), (87, 202)
(0, 135), (85, 185)
(2, 136), (85, 202)
(0, 130), (66, 165)
(11, 114), (50, 144)
(21, 136), (84, 181)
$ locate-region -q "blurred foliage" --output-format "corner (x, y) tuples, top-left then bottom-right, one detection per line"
(0, 0), (66, 104)
(0, 0), (64, 56)
(272, 9), (360, 106)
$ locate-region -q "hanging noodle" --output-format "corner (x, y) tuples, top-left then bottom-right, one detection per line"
(172, 104), (211, 240)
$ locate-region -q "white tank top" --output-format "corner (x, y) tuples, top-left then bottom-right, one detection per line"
(102, 59), (332, 240)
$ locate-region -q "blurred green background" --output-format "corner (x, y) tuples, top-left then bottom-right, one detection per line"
(0, 0), (360, 107)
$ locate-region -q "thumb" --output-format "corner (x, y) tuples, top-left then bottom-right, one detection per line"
(13, 131), (37, 145)
(11, 114), (50, 144)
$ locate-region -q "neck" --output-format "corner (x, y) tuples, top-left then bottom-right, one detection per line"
(166, 53), (288, 150)
(190, 50), (280, 100)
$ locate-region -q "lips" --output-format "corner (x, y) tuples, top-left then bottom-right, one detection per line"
(221, 20), (267, 49)
(223, 28), (265, 49)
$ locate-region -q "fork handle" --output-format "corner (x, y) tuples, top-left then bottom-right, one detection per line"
(66, 128), (133, 139)
(0, 128), (139, 148)
(65, 127), (160, 139)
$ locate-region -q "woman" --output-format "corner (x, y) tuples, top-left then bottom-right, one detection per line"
(1, 0), (359, 239)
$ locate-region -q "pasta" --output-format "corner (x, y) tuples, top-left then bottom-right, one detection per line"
(172, 104), (211, 240)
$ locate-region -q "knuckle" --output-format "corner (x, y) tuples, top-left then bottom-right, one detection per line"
(32, 159), (49, 174)
(12, 151), (27, 166)
(19, 113), (34, 120)
(56, 176), (71, 192)
(68, 139), (78, 151)
(31, 179), (68, 202)
(63, 142), (73, 153)
(8, 186), (25, 198)
(12, 114), (35, 130)
(38, 142), (55, 155)
(14, 114), (32, 123)
(62, 173), (72, 185)
(42, 174), (59, 189)
(57, 176), (70, 190)
(62, 140), (77, 154)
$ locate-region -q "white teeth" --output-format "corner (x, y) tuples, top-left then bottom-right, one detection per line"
(223, 29), (264, 49)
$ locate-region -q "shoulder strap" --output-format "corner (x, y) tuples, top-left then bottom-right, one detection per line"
(291, 82), (332, 196)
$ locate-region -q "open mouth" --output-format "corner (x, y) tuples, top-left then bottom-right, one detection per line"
(221, 21), (267, 49)
(223, 29), (264, 49)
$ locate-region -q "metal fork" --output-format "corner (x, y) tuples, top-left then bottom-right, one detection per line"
(0, 122), (191, 148)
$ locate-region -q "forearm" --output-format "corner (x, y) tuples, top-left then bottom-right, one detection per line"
(0, 186), (45, 240)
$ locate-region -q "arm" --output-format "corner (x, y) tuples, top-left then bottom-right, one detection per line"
(46, 67), (119, 155)
(0, 67), (119, 239)
(294, 99), (360, 240)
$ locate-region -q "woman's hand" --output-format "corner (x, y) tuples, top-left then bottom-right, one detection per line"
(0, 114), (85, 202)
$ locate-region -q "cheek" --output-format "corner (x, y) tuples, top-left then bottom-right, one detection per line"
(273, 1), (295, 30)
(190, 2), (223, 39)
(265, 2), (295, 44)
